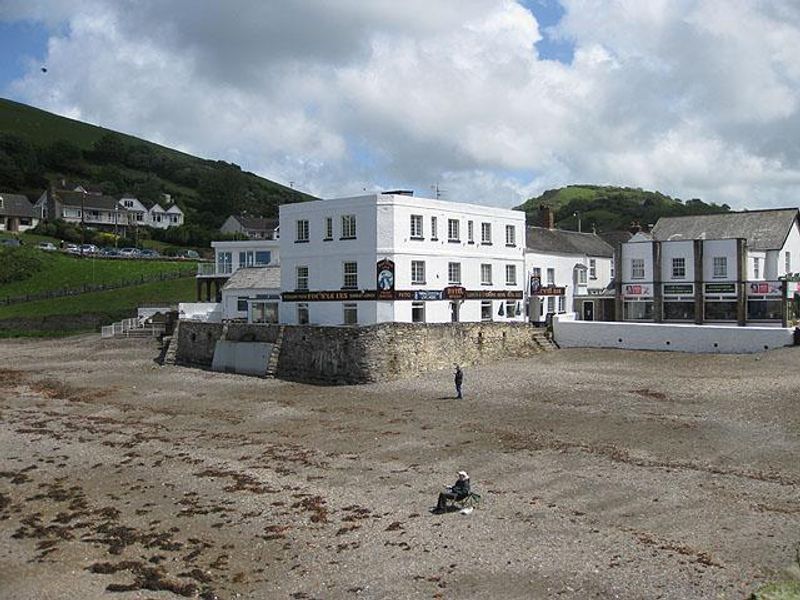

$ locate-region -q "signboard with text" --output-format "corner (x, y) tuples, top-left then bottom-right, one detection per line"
(623, 284), (652, 297)
(376, 258), (395, 300)
(704, 283), (736, 295)
(747, 281), (782, 297)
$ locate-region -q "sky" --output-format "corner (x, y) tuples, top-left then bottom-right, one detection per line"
(2, 0), (800, 210)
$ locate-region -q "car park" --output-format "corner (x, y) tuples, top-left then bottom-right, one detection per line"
(139, 248), (161, 259)
(64, 243), (80, 254)
(118, 247), (140, 258)
(37, 242), (57, 251)
(100, 247), (120, 257)
(79, 244), (99, 255)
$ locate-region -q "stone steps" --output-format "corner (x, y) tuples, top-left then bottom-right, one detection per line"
(531, 330), (559, 351)
(265, 325), (285, 378)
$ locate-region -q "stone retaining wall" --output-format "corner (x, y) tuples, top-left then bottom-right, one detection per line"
(175, 321), (549, 384)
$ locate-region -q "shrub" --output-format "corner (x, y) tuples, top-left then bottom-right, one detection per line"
(0, 246), (45, 284)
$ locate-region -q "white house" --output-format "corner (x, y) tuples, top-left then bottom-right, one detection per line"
(0, 193), (39, 232)
(279, 192), (526, 326)
(617, 209), (800, 325)
(525, 214), (614, 323)
(220, 215), (279, 239)
(220, 266), (281, 322)
(196, 238), (281, 301)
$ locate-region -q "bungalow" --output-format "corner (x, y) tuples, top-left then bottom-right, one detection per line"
(0, 193), (39, 233)
(36, 188), (131, 235)
(220, 266), (281, 322)
(220, 215), (279, 239)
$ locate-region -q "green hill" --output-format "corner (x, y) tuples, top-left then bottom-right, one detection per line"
(0, 97), (316, 234)
(516, 185), (731, 232)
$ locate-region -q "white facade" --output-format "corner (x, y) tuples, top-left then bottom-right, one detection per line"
(279, 193), (526, 325)
(119, 196), (184, 229)
(203, 239), (281, 277)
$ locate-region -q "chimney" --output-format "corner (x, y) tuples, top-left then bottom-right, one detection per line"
(538, 204), (555, 229)
(629, 220), (642, 234)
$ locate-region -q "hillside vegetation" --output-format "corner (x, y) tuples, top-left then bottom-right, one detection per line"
(516, 185), (731, 232)
(0, 97), (316, 235)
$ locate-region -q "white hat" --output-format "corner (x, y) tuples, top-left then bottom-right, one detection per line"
(458, 470), (469, 478)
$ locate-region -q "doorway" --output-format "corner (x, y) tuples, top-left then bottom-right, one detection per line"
(450, 301), (460, 322)
(582, 300), (595, 321)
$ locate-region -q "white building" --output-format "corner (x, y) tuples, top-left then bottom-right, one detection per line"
(119, 195), (184, 229)
(220, 215), (279, 239)
(618, 209), (800, 325)
(525, 218), (614, 323)
(279, 193), (526, 325)
(196, 238), (281, 301)
(0, 193), (39, 232)
(220, 266), (281, 322)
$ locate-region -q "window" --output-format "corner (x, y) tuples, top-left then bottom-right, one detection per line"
(631, 258), (645, 280)
(705, 301), (737, 321)
(506, 264), (517, 285)
(448, 218), (460, 242)
(448, 262), (461, 285)
(754, 257), (760, 279)
(624, 301), (654, 320)
(341, 214), (356, 239)
(481, 222), (492, 244)
(547, 296), (555, 313)
(747, 299), (782, 320)
(672, 257), (686, 279)
(411, 260), (426, 285)
(296, 219), (309, 242)
(481, 264), (492, 285)
(410, 214), (423, 239)
(431, 216), (438, 240)
(577, 268), (587, 285)
(481, 301), (492, 321)
(664, 301), (695, 321)
(713, 256), (727, 278)
(589, 258), (597, 280)
(237, 297), (249, 312)
(239, 251), (254, 267)
(297, 303), (309, 325)
(786, 251), (792, 273)
(546, 268), (555, 285)
(343, 303), (358, 325)
(324, 217), (333, 240)
(296, 266), (309, 291)
(611, 259), (615, 280)
(505, 225), (516, 246)
(412, 302), (425, 323)
(467, 220), (474, 243)
(558, 296), (565, 313)
(217, 252), (232, 274)
(343, 262), (358, 289)
(505, 300), (516, 318)
(255, 251), (271, 265)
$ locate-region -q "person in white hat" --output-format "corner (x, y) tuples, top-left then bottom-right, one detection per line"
(433, 470), (470, 513)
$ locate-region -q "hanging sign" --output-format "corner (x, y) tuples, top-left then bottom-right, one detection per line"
(376, 258), (395, 300)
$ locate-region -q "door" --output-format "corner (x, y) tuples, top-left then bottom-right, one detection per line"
(582, 300), (594, 321)
(450, 301), (460, 322)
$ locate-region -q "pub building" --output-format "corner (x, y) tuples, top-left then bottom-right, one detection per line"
(278, 192), (525, 325)
(616, 207), (800, 326)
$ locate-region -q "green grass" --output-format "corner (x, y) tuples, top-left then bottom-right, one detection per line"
(0, 251), (196, 300)
(0, 276), (196, 320)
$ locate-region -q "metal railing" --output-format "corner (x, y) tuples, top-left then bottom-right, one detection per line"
(101, 317), (166, 339)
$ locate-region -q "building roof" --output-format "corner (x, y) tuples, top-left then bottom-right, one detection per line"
(0, 193), (36, 218)
(57, 191), (125, 211)
(526, 226), (614, 258)
(222, 266), (281, 291)
(651, 209), (799, 250)
(598, 230), (633, 249)
(233, 216), (279, 232)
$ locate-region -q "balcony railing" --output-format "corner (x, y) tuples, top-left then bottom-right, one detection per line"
(196, 261), (271, 277)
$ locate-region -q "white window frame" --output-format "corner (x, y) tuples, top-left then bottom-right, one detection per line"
(297, 303), (309, 325)
(713, 256), (727, 279)
(411, 302), (425, 323)
(448, 218), (460, 242)
(410, 214), (423, 239)
(341, 214), (356, 239)
(505, 264), (517, 286)
(481, 300), (492, 321)
(431, 216), (438, 240)
(324, 217), (333, 240)
(481, 222), (492, 244)
(786, 251), (792, 273)
(547, 267), (555, 285)
(578, 268), (587, 285)
(411, 260), (426, 285)
(468, 220), (474, 243)
(296, 265), (309, 291)
(343, 261), (358, 289)
(754, 257), (760, 279)
(296, 219), (309, 242)
(343, 303), (358, 325)
(672, 257), (686, 279)
(505, 225), (516, 246)
(631, 259), (645, 280)
(589, 258), (597, 280)
(481, 263), (492, 285)
(448, 262), (461, 285)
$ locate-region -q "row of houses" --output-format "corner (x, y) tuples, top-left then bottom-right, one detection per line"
(192, 192), (800, 329)
(0, 183), (184, 235)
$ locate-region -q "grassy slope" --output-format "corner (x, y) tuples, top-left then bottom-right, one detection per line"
(0, 252), (195, 299)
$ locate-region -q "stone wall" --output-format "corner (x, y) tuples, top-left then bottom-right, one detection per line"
(175, 321), (549, 384)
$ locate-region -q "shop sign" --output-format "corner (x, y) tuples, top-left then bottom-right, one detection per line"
(530, 275), (541, 294)
(704, 283), (736, 295)
(465, 289), (524, 300)
(282, 290), (377, 302)
(748, 281), (782, 297)
(536, 285), (566, 296)
(443, 286), (466, 300)
(623, 284), (651, 297)
(663, 284), (693, 295)
(413, 290), (443, 301)
(376, 258), (395, 300)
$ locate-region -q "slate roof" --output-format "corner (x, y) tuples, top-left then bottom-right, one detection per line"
(598, 230), (633, 249)
(57, 191), (125, 211)
(526, 226), (614, 258)
(0, 193), (36, 218)
(651, 209), (799, 251)
(235, 216), (279, 233)
(222, 266), (281, 291)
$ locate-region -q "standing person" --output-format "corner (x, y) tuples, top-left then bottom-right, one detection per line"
(454, 364), (464, 399)
(433, 471), (471, 513)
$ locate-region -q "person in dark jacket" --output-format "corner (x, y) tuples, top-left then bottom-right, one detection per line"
(433, 471), (470, 513)
(454, 365), (464, 399)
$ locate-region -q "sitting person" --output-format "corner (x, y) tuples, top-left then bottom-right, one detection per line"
(433, 470), (470, 513)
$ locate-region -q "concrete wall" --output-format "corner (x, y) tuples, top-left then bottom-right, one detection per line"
(175, 321), (549, 384)
(553, 313), (794, 354)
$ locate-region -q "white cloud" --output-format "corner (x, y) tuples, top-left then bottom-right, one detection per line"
(4, 0), (800, 209)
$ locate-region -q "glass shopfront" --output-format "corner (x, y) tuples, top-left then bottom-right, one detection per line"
(747, 281), (783, 322)
(663, 284), (694, 321)
(704, 282), (737, 321)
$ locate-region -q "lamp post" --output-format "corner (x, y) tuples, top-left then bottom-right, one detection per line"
(573, 211), (582, 233)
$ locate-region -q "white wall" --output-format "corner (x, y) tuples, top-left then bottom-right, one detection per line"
(212, 239), (280, 273)
(660, 240), (695, 282)
(553, 313), (793, 354)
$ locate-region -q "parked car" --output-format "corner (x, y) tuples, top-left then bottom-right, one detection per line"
(139, 248), (161, 259)
(64, 243), (80, 254)
(79, 243), (99, 255)
(100, 247), (120, 257)
(0, 238), (22, 247)
(178, 249), (201, 259)
(37, 242), (57, 251)
(118, 247), (140, 258)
